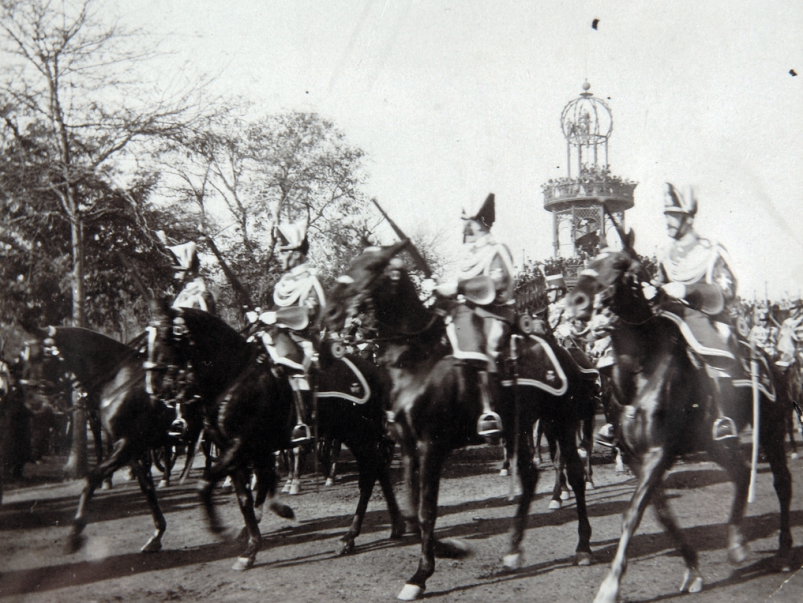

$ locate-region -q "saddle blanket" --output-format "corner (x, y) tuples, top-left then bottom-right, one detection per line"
(316, 356), (371, 405)
(500, 334), (569, 397)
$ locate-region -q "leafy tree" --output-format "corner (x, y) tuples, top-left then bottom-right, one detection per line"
(0, 0), (203, 477)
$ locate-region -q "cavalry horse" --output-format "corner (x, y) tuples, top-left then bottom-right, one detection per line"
(22, 326), (179, 553)
(322, 241), (594, 601)
(565, 230), (793, 603)
(145, 304), (404, 566)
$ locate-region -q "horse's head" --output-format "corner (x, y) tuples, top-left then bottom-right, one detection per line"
(322, 240), (410, 332)
(566, 240), (647, 329)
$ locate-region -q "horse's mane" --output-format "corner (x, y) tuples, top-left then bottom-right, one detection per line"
(372, 269), (434, 338)
(52, 327), (139, 387)
(170, 308), (257, 386)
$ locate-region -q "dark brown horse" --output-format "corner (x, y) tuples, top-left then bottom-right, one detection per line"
(565, 231), (793, 603)
(322, 242), (594, 601)
(145, 304), (404, 567)
(22, 326), (178, 553)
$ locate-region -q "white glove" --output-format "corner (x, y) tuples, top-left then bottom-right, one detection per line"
(421, 278), (437, 296)
(642, 282), (658, 300)
(259, 311), (277, 325)
(661, 282), (686, 299)
(434, 281), (458, 297)
(246, 311), (259, 324)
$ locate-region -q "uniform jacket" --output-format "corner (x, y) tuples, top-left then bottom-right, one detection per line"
(273, 262), (326, 325)
(172, 277), (215, 313)
(457, 233), (515, 306)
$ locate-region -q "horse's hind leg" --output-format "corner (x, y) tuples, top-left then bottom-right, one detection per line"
(231, 466), (262, 571)
(594, 446), (668, 603)
(339, 446), (378, 555)
(253, 464), (294, 522)
(651, 483), (702, 593)
(557, 423), (592, 565)
(761, 409), (793, 570)
(129, 456), (167, 553)
(504, 419), (538, 570)
(67, 437), (132, 553)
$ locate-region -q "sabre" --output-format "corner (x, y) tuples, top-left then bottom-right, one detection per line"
(371, 198), (432, 279)
(748, 339), (760, 503)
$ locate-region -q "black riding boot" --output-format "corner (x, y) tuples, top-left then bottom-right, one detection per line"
(290, 377), (313, 445)
(476, 369), (503, 439)
(710, 375), (737, 440)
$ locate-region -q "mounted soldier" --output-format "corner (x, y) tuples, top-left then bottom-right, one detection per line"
(776, 295), (803, 368)
(654, 182), (740, 440)
(257, 221), (325, 444)
(434, 193), (514, 437)
(749, 307), (779, 359)
(168, 241), (216, 314)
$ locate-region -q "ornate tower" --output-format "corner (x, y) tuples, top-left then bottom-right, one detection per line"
(542, 82), (636, 282)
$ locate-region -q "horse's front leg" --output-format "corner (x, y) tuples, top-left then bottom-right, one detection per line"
(129, 456), (167, 553)
(759, 408), (793, 570)
(594, 446), (668, 603)
(395, 424), (420, 533)
(377, 449), (405, 540)
(198, 436), (241, 535)
(650, 483), (702, 592)
(707, 437), (750, 565)
(67, 437), (132, 553)
(398, 440), (451, 601)
(504, 419), (538, 570)
(231, 466), (261, 571)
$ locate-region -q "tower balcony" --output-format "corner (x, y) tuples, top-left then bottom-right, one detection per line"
(543, 176), (636, 213)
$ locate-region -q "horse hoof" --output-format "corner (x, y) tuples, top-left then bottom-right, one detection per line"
(503, 552), (522, 570)
(585, 480), (595, 491)
(390, 522), (406, 540)
(140, 537), (162, 553)
(680, 569), (704, 593)
(157, 480), (169, 489)
(792, 452), (800, 460)
(575, 552), (592, 566)
(548, 499), (562, 510)
(325, 477), (334, 486)
(232, 556), (254, 571)
(397, 584), (424, 601)
(65, 533), (86, 554)
(339, 540), (355, 555)
(289, 481), (300, 495)
(560, 489), (570, 501)
(775, 554), (793, 573)
(499, 468), (509, 477)
(433, 538), (472, 559)
(100, 481), (112, 491)
(728, 543), (749, 565)
(220, 478), (234, 493)
(269, 502), (295, 520)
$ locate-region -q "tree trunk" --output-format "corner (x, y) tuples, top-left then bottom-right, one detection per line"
(64, 385), (88, 479)
(64, 215), (88, 479)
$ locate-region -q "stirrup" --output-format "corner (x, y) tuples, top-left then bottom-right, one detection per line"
(595, 423), (616, 448)
(291, 423), (312, 444)
(169, 418), (187, 438)
(713, 417), (737, 440)
(477, 412), (503, 438)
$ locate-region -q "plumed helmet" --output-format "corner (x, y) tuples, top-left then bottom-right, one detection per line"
(168, 242), (200, 272)
(462, 193), (495, 229)
(545, 273), (567, 292)
(276, 221), (310, 256)
(663, 183), (697, 217)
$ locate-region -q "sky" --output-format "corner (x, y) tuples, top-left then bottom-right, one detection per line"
(118, 0), (802, 300)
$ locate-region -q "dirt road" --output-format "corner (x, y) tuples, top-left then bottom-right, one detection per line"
(2, 443), (803, 603)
